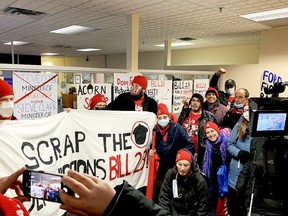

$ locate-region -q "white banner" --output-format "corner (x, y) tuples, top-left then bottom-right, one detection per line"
(0, 110), (156, 215)
(13, 72), (58, 120)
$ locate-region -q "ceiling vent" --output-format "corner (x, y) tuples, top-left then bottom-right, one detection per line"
(50, 45), (72, 49)
(178, 37), (196, 41)
(3, 7), (46, 17)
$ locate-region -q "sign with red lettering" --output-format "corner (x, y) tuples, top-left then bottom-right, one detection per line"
(76, 83), (112, 110)
(113, 73), (140, 99)
(0, 110), (157, 215)
(147, 80), (172, 112)
(13, 72), (58, 120)
(173, 80), (193, 113)
(193, 79), (209, 99)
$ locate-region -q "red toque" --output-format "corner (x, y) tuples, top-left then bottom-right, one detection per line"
(131, 75), (148, 90)
(89, 94), (107, 109)
(0, 80), (14, 98)
(205, 87), (219, 98)
(157, 103), (170, 116)
(204, 121), (220, 134)
(176, 149), (193, 163)
(0, 194), (29, 216)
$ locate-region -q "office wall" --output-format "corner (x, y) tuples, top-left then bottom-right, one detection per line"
(41, 27), (288, 97)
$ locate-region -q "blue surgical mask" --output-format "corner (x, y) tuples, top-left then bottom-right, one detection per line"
(226, 88), (235, 95)
(234, 103), (243, 109)
(158, 119), (169, 128)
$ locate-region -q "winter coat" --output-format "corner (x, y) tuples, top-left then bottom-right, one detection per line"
(106, 92), (158, 115)
(209, 73), (231, 107)
(103, 180), (171, 216)
(153, 122), (194, 180)
(178, 107), (216, 168)
(222, 108), (243, 130)
(227, 119), (252, 189)
(203, 100), (228, 126)
(158, 163), (210, 216)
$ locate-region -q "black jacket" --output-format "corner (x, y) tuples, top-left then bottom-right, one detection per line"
(103, 180), (171, 216)
(178, 107), (215, 168)
(159, 163), (210, 216)
(209, 73), (230, 107)
(107, 92), (158, 115)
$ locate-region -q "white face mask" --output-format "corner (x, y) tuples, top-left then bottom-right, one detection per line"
(226, 88), (235, 95)
(0, 101), (14, 117)
(243, 110), (249, 121)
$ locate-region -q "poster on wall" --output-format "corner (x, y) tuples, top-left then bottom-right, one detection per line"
(259, 69), (282, 97)
(193, 79), (209, 99)
(113, 73), (140, 99)
(173, 80), (193, 113)
(77, 83), (112, 110)
(13, 72), (58, 120)
(147, 80), (173, 112)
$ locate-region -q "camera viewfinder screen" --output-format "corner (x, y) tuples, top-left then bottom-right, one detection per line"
(30, 172), (61, 202)
(256, 113), (286, 131)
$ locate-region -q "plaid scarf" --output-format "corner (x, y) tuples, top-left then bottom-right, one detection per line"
(202, 130), (229, 179)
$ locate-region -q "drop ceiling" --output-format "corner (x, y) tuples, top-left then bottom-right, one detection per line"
(0, 0), (288, 57)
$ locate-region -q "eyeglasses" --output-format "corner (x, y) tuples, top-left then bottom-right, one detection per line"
(95, 105), (107, 109)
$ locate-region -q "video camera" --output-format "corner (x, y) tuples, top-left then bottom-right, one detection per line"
(249, 82), (288, 137)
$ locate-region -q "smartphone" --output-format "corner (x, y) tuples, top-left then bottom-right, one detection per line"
(22, 169), (74, 203)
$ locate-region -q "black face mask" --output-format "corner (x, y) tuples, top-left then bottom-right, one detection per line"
(95, 107), (107, 110)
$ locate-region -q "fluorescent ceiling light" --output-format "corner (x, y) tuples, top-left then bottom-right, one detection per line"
(50, 25), (93, 35)
(4, 41), (29, 45)
(156, 42), (194, 47)
(76, 48), (101, 52)
(241, 7), (288, 22)
(41, 52), (59, 56)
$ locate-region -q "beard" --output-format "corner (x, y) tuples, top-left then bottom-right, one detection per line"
(130, 90), (144, 100)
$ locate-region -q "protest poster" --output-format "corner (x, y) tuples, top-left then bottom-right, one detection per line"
(113, 73), (139, 99)
(0, 110), (156, 215)
(13, 72), (58, 120)
(146, 80), (173, 112)
(76, 83), (112, 110)
(172, 80), (193, 113)
(193, 79), (209, 99)
(259, 69), (283, 97)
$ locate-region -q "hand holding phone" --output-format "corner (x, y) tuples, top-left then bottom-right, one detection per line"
(22, 169), (74, 203)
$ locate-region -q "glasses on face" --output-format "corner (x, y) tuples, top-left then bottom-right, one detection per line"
(95, 105), (107, 108)
(157, 115), (169, 121)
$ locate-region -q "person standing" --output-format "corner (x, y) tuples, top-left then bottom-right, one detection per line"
(149, 103), (194, 202)
(227, 106), (251, 216)
(178, 93), (215, 169)
(222, 88), (249, 130)
(0, 79), (16, 120)
(202, 122), (230, 215)
(158, 148), (210, 216)
(209, 68), (236, 109)
(203, 87), (228, 127)
(89, 93), (108, 110)
(107, 75), (158, 114)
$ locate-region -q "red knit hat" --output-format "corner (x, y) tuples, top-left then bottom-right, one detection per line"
(157, 103), (170, 117)
(0, 79), (14, 98)
(0, 194), (29, 216)
(176, 149), (193, 163)
(204, 121), (220, 134)
(131, 75), (148, 90)
(89, 94), (107, 109)
(205, 87), (219, 98)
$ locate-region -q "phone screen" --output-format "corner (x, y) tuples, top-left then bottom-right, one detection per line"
(23, 170), (73, 203)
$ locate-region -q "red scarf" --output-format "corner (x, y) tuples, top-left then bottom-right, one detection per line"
(156, 124), (170, 142)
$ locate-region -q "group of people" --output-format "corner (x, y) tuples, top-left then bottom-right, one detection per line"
(0, 69), (269, 216)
